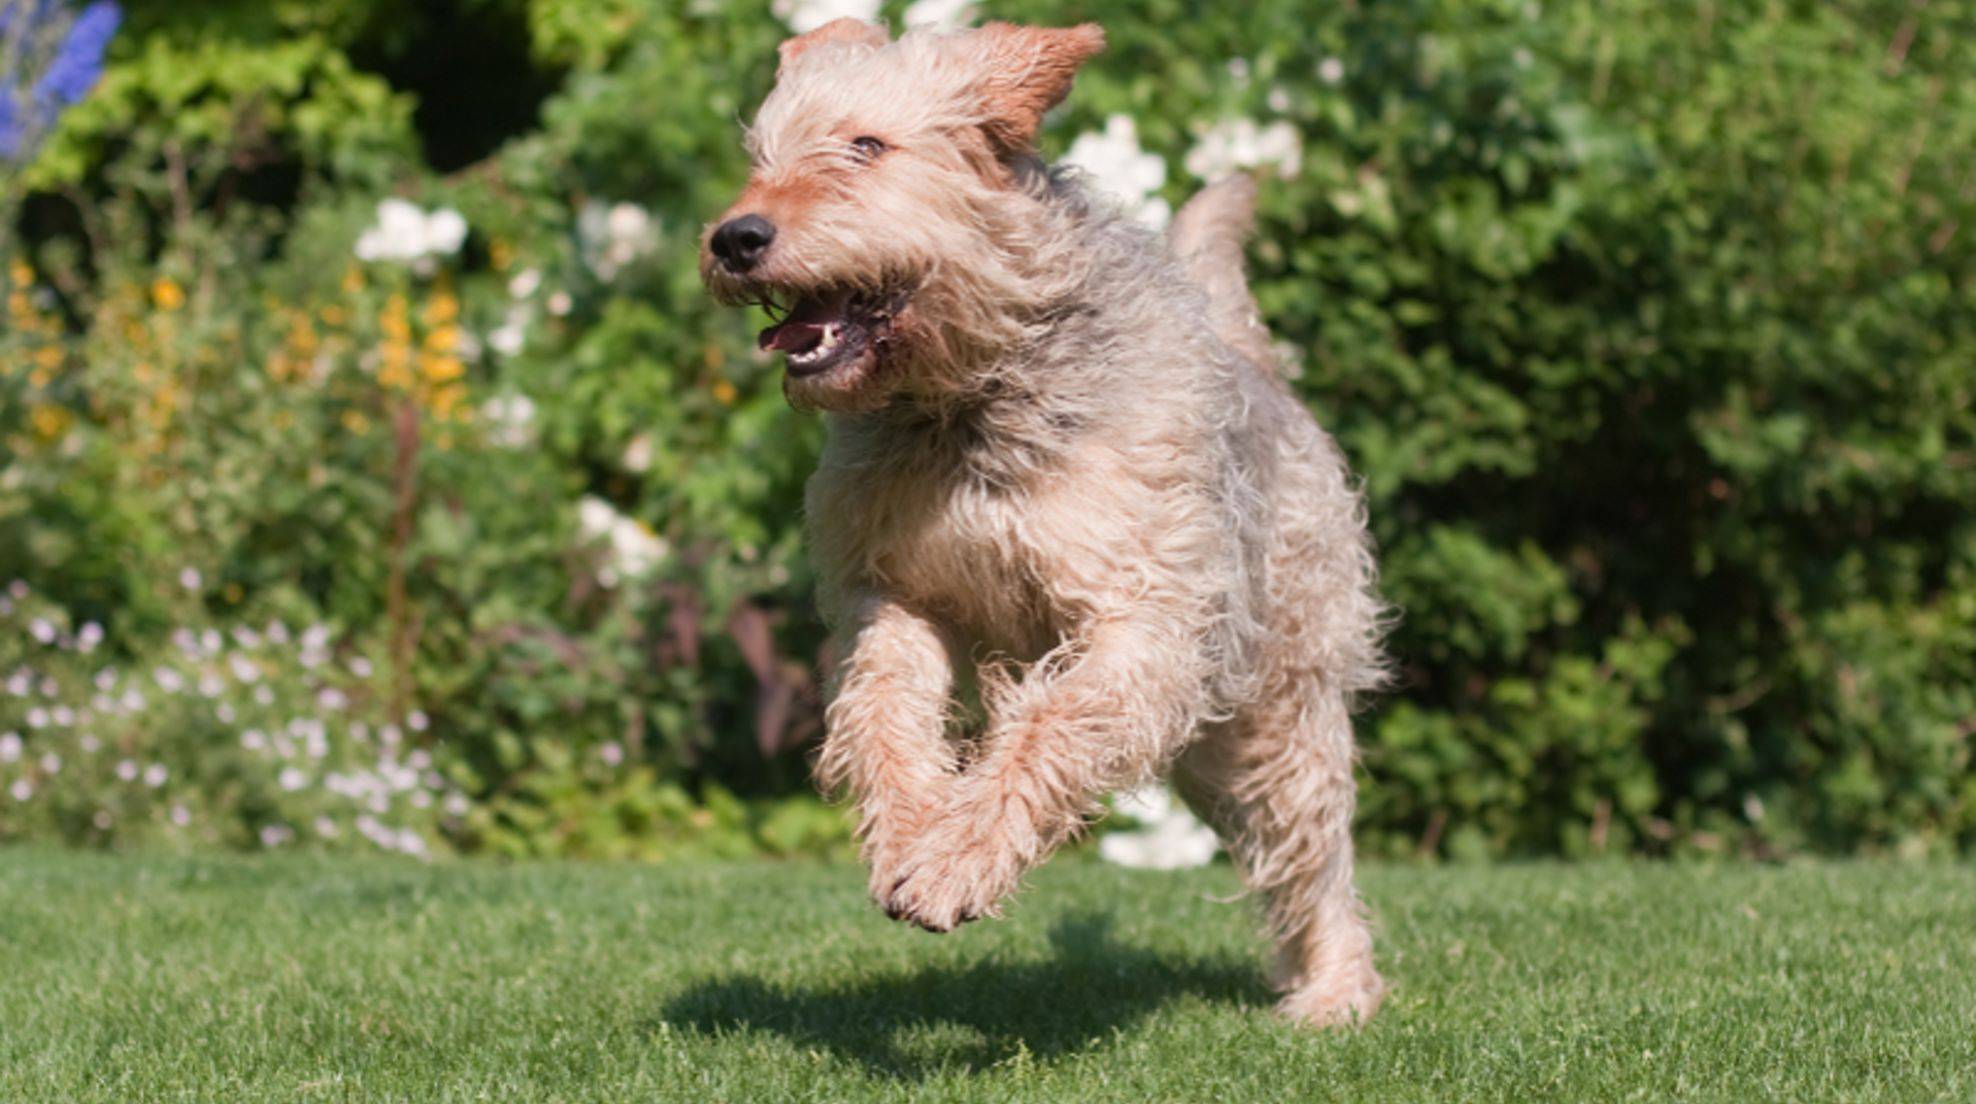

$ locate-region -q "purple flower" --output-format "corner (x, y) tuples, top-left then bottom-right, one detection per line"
(31, 1), (118, 106)
(1, 1), (120, 161)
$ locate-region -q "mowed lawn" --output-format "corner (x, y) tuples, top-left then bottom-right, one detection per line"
(0, 851), (1970, 1102)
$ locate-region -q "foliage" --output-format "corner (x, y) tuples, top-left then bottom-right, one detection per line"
(1, 0), (1970, 858)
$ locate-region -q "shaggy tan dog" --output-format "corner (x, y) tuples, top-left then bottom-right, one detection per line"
(702, 19), (1388, 1026)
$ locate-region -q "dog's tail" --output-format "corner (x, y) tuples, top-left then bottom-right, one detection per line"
(1167, 173), (1280, 374)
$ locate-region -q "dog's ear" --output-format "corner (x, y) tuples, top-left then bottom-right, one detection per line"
(967, 22), (1106, 157)
(777, 18), (890, 80)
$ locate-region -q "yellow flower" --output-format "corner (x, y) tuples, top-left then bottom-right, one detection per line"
(423, 289), (460, 326)
(423, 325), (460, 354)
(341, 410), (371, 434)
(151, 278), (186, 312)
(712, 379), (739, 405)
(381, 294), (412, 342)
(320, 304), (348, 328)
(428, 383), (466, 419)
(489, 239), (514, 272)
(8, 260), (31, 288)
(28, 404), (73, 442)
(420, 354), (465, 383)
(342, 267), (366, 295)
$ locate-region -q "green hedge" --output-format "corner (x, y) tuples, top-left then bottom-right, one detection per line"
(1, 0), (1969, 857)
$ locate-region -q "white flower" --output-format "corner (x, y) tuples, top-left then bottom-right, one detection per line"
(508, 268), (542, 299)
(546, 291), (573, 317)
(1184, 118), (1302, 182)
(443, 792), (471, 818)
(903, 0), (975, 30)
(143, 764), (167, 787)
(354, 199), (469, 270)
(169, 804), (192, 826)
(4, 670), (28, 696)
(93, 668), (117, 691)
(314, 816), (339, 838)
(216, 703), (237, 724)
(598, 742), (625, 767)
(197, 674), (225, 699)
(349, 656), (375, 679)
(0, 733), (19, 762)
(317, 688), (348, 712)
(241, 729), (266, 751)
(120, 687), (145, 711)
(78, 734), (99, 753)
(178, 567), (202, 591)
(28, 618), (55, 644)
(9, 778), (31, 802)
(1318, 56), (1345, 85)
(772, 0), (879, 34)
(279, 767), (309, 792)
(153, 667), (184, 693)
(481, 392), (538, 449)
(407, 711), (430, 733)
(578, 496), (669, 582)
(229, 654), (261, 683)
(115, 759), (139, 782)
(621, 434), (654, 474)
(39, 752), (60, 774)
(579, 201), (660, 283)
(488, 306), (529, 358)
(266, 620), (291, 645)
(49, 705), (73, 726)
(231, 626), (262, 649)
(259, 824), (293, 848)
(1062, 115), (1171, 229)
(253, 685), (275, 706)
(25, 707), (47, 729)
(1098, 784), (1222, 870)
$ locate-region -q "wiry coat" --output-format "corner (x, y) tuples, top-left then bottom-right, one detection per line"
(703, 19), (1388, 1026)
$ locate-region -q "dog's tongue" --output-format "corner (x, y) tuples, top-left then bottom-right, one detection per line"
(758, 293), (848, 355)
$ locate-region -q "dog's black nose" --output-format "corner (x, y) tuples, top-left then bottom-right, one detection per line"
(711, 214), (775, 272)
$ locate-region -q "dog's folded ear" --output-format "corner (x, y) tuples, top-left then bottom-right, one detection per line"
(777, 17), (890, 80)
(966, 22), (1106, 157)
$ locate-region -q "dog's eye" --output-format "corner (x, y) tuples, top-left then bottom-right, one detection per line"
(848, 135), (888, 162)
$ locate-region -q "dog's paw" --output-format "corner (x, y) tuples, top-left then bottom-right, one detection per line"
(1276, 965), (1386, 1029)
(875, 836), (1018, 933)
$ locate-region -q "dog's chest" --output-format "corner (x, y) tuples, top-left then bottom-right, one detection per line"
(809, 439), (1058, 657)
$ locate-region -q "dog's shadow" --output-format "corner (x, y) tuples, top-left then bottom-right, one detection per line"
(655, 911), (1269, 1078)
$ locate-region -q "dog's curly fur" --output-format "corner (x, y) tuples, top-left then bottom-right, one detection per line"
(702, 19), (1388, 1026)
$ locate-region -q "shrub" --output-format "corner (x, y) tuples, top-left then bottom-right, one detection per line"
(2, 0), (1969, 858)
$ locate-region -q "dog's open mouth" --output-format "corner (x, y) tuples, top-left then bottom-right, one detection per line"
(756, 286), (907, 378)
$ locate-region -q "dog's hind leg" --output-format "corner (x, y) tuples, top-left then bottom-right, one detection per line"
(1174, 678), (1384, 1027)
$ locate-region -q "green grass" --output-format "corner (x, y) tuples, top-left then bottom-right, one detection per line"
(1, 852), (1971, 1102)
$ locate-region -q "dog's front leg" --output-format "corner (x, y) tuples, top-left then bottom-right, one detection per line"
(882, 615), (1208, 931)
(814, 592), (963, 915)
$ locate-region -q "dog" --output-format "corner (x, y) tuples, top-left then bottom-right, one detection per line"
(701, 18), (1388, 1026)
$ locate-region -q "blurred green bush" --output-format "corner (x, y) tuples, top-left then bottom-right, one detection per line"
(1, 0), (1969, 858)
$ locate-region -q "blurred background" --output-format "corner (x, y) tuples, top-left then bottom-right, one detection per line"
(0, 0), (1969, 864)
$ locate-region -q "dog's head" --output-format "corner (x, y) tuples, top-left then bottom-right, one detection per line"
(701, 19), (1105, 411)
